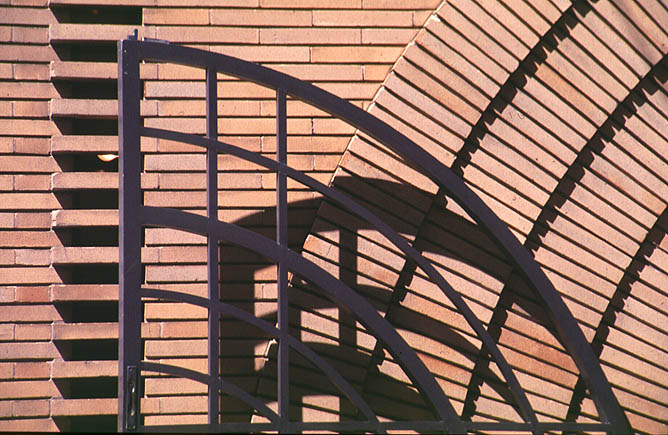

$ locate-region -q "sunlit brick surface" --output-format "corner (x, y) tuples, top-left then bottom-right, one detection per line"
(1, 0), (667, 432)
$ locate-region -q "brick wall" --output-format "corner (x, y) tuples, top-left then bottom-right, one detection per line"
(1, 0), (667, 432)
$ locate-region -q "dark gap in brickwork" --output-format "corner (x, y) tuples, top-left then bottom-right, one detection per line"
(52, 42), (117, 62)
(70, 227), (118, 247)
(55, 264), (119, 284)
(55, 301), (119, 323)
(51, 5), (141, 24)
(71, 153), (119, 172)
(54, 339), (118, 361)
(53, 80), (117, 99)
(54, 377), (118, 399)
(54, 415), (117, 432)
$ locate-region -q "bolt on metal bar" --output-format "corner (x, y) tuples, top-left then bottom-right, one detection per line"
(206, 66), (220, 426)
(276, 88), (289, 432)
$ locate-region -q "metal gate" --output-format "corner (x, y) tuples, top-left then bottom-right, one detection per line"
(118, 38), (630, 433)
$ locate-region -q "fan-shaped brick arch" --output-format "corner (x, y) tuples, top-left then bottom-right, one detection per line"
(302, 0), (668, 432)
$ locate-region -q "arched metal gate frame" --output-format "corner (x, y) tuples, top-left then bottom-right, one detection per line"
(118, 38), (631, 433)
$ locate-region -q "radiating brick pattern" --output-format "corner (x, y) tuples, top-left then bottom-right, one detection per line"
(1, 0), (667, 432)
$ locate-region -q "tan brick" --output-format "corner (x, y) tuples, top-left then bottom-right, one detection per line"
(14, 324), (50, 341)
(12, 100), (48, 118)
(260, 0), (360, 6)
(260, 27), (360, 45)
(0, 156), (60, 173)
(0, 267), (60, 285)
(51, 360), (116, 378)
(51, 246), (118, 264)
(50, 61), (158, 80)
(15, 212), (50, 229)
(0, 45), (55, 63)
(0, 342), (58, 362)
(13, 175), (49, 191)
(50, 99), (157, 118)
(0, 26), (9, 42)
(0, 418), (57, 431)
(314, 10), (413, 27)
(53, 322), (149, 340)
(51, 209), (118, 228)
(11, 399), (49, 417)
(362, 27), (419, 44)
(157, 0), (257, 5)
(363, 0), (439, 8)
(156, 26), (258, 43)
(15, 286), (49, 303)
(14, 138), (49, 155)
(0, 7), (55, 25)
(0, 400), (9, 418)
(51, 398), (116, 416)
(12, 63), (49, 81)
(0, 287), (14, 303)
(0, 119), (56, 136)
(210, 44), (310, 62)
(15, 249), (50, 266)
(50, 284), (117, 301)
(0, 194), (60, 211)
(0, 249), (13, 264)
(13, 362), (48, 379)
(210, 8), (311, 26)
(311, 45), (403, 63)
(0, 324), (13, 340)
(0, 175), (11, 191)
(50, 172), (118, 190)
(11, 26), (48, 43)
(143, 8), (210, 25)
(49, 23), (155, 42)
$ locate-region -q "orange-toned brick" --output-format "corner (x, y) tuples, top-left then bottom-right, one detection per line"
(12, 63), (48, 81)
(143, 8), (210, 25)
(13, 138), (49, 155)
(51, 398), (116, 416)
(260, 27), (360, 45)
(0, 194), (60, 210)
(11, 26), (48, 43)
(211, 44), (310, 62)
(15, 212), (50, 229)
(0, 7), (55, 25)
(0, 324), (13, 340)
(0, 418), (57, 432)
(13, 175), (49, 191)
(11, 399), (49, 417)
(0, 266), (58, 285)
(313, 10), (413, 27)
(362, 27), (420, 44)
(49, 23), (156, 42)
(0, 119), (56, 136)
(15, 249), (50, 266)
(311, 45), (404, 63)
(14, 324), (50, 341)
(12, 101), (48, 118)
(0, 342), (58, 361)
(156, 26), (258, 43)
(15, 286), (49, 303)
(210, 8), (312, 26)
(0, 45), (56, 63)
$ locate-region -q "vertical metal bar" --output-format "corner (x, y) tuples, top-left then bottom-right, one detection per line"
(276, 88), (289, 432)
(118, 38), (142, 432)
(206, 67), (220, 427)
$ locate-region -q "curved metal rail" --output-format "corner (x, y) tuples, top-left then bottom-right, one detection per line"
(118, 38), (629, 433)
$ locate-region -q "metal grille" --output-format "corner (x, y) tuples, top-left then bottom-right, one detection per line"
(118, 38), (630, 433)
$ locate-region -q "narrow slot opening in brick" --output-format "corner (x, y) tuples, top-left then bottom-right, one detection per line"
(51, 5), (141, 24)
